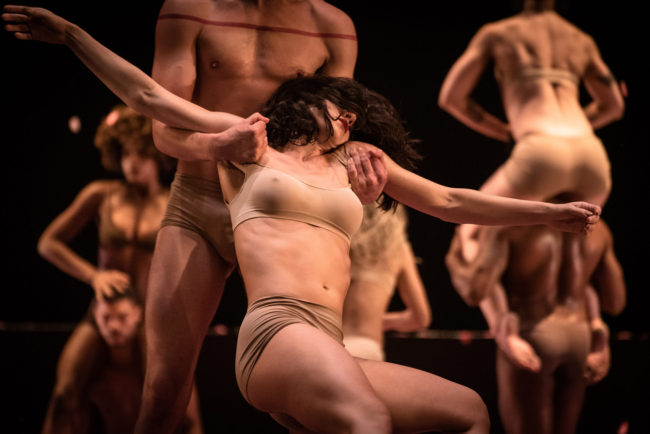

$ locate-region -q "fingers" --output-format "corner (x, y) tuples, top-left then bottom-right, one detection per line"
(3, 5), (31, 16)
(4, 23), (29, 32)
(247, 112), (269, 125)
(2, 12), (30, 23)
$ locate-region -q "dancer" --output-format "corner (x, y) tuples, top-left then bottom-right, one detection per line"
(344, 204), (431, 361)
(3, 7), (601, 432)
(438, 0), (624, 259)
(37, 106), (201, 433)
(446, 220), (626, 434)
(134, 1), (385, 431)
(46, 290), (201, 434)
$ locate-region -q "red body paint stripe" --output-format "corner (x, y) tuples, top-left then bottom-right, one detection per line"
(158, 13), (357, 41)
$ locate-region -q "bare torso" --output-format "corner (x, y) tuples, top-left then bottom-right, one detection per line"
(220, 146), (358, 313)
(155, 0), (355, 180)
(97, 181), (168, 299)
(502, 225), (607, 326)
(87, 341), (144, 434)
(487, 11), (595, 138)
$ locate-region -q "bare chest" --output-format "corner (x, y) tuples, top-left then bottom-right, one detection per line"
(196, 26), (329, 82)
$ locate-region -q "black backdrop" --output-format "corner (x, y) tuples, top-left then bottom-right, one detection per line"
(1, 0), (647, 331)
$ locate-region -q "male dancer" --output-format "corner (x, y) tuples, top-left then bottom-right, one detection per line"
(446, 221), (625, 434)
(139, 2), (384, 432)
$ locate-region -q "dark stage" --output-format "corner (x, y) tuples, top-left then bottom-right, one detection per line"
(1, 0), (648, 432)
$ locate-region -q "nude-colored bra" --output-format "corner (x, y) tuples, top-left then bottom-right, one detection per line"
(228, 163), (363, 243)
(497, 65), (579, 85)
(98, 187), (158, 250)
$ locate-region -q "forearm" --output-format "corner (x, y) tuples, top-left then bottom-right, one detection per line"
(152, 120), (241, 162)
(584, 100), (624, 130)
(442, 98), (511, 142)
(383, 309), (430, 332)
(439, 188), (552, 226)
(37, 238), (97, 286)
(63, 24), (234, 131)
(478, 284), (511, 334)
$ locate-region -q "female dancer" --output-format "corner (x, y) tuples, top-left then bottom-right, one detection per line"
(4, 6), (600, 432)
(344, 204), (431, 361)
(36, 106), (200, 433)
(438, 0), (624, 259)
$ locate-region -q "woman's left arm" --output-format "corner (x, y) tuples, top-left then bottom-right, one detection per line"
(2, 5), (243, 133)
(381, 152), (600, 232)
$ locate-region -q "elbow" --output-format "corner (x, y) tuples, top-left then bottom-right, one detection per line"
(417, 309), (432, 330)
(603, 293), (626, 316)
(437, 89), (456, 113)
(37, 236), (53, 260)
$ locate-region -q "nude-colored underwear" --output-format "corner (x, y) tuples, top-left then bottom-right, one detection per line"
(520, 316), (591, 375)
(502, 133), (611, 202)
(235, 295), (344, 402)
(343, 334), (385, 362)
(161, 173), (236, 264)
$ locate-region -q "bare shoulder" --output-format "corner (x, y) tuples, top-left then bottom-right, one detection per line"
(73, 180), (117, 206)
(310, 0), (356, 35)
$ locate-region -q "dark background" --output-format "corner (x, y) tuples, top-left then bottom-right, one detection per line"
(1, 0), (648, 432)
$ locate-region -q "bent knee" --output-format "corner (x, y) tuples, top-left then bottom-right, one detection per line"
(465, 390), (490, 433)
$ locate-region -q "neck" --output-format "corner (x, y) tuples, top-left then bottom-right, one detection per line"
(126, 178), (162, 199)
(522, 0), (554, 12)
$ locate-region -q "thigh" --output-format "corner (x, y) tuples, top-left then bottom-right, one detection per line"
(246, 323), (389, 433)
(358, 358), (489, 434)
(144, 225), (235, 373)
(553, 366), (587, 434)
(55, 321), (105, 392)
(496, 349), (554, 434)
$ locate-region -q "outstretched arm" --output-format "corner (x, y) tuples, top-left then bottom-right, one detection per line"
(438, 25), (511, 142)
(582, 35), (625, 129)
(381, 151), (600, 232)
(3, 5), (267, 162)
(382, 242), (432, 332)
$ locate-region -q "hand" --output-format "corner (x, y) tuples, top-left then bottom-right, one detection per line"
(216, 113), (269, 163)
(548, 201), (601, 234)
(585, 346), (610, 384)
(345, 141), (387, 204)
(3, 5), (71, 44)
(498, 333), (542, 372)
(585, 321), (611, 384)
(91, 269), (131, 300)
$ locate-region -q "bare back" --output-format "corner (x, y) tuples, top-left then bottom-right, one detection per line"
(153, 0), (357, 180)
(485, 11), (598, 137)
(501, 224), (610, 325)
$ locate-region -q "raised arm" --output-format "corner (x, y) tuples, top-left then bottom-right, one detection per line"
(37, 181), (130, 299)
(438, 25), (511, 143)
(381, 152), (600, 232)
(582, 35), (625, 129)
(2, 6), (252, 134)
(382, 242), (431, 332)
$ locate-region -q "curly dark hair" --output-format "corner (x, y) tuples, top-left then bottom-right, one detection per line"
(94, 105), (175, 179)
(261, 76), (421, 210)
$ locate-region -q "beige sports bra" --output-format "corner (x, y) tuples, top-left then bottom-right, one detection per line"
(228, 162), (363, 243)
